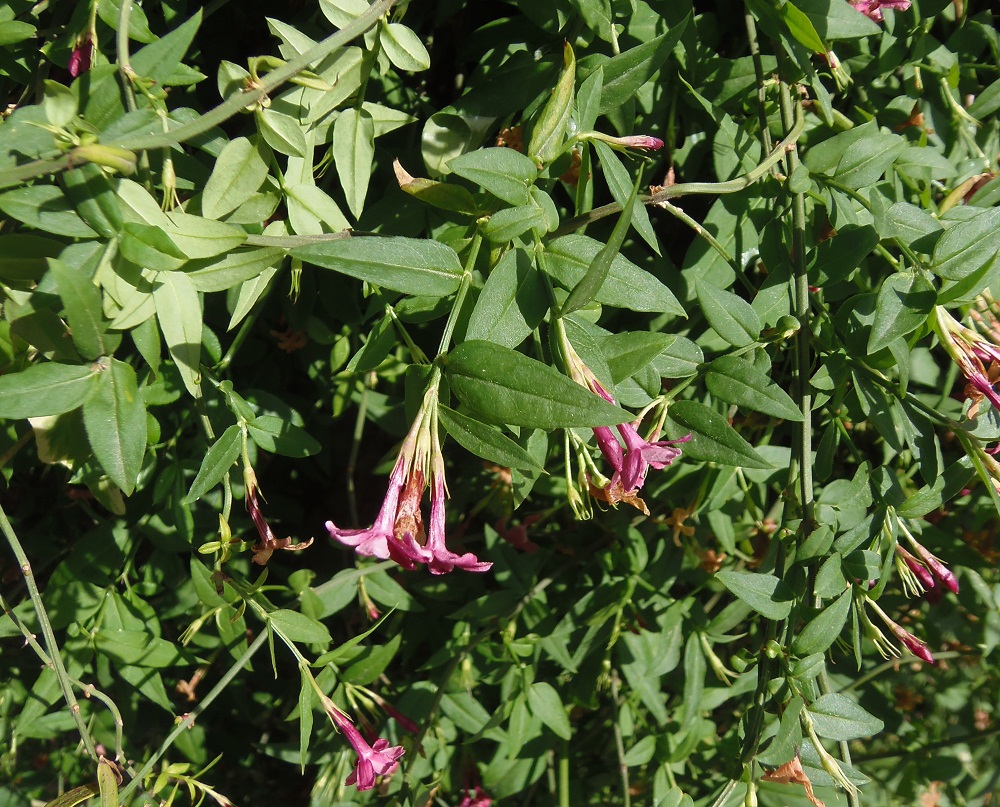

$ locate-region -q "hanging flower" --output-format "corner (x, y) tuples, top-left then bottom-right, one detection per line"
(848, 0), (911, 22)
(558, 334), (688, 514)
(863, 596), (935, 664)
(933, 306), (1000, 417)
(327, 371), (491, 574)
(69, 32), (96, 78)
(244, 468), (313, 565)
(896, 517), (959, 595)
(324, 701), (404, 791)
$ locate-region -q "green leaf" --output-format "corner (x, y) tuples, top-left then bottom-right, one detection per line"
(527, 682), (571, 740)
(120, 222), (188, 271)
(0, 235), (64, 282)
(868, 272), (935, 353)
(268, 609), (331, 646)
(779, 1), (826, 53)
(528, 41), (575, 166)
(61, 164), (123, 239)
(257, 108), (308, 158)
(591, 139), (660, 255)
(128, 9), (202, 85)
(229, 266), (279, 331)
(49, 258), (105, 360)
(380, 21), (430, 71)
(466, 248), (547, 349)
(808, 693), (884, 741)
(185, 247), (284, 293)
(715, 570), (792, 620)
(898, 456), (975, 518)
(483, 204), (548, 243)
(201, 136), (270, 219)
(448, 147), (538, 206)
(247, 415), (321, 457)
(393, 161), (479, 214)
(579, 19), (689, 113)
(834, 132), (905, 189)
(668, 400), (772, 469)
(0, 363), (99, 419)
(286, 184), (351, 235)
(83, 359), (147, 495)
(0, 185), (97, 238)
(695, 280), (761, 347)
(293, 236), (463, 296)
(705, 354), (802, 421)
(931, 208), (1000, 281)
(153, 271), (202, 398)
(563, 173), (639, 316)
(602, 332), (676, 384)
(438, 404), (545, 471)
(333, 107), (375, 219)
(164, 212), (249, 259)
(94, 629), (185, 667)
(793, 589), (852, 656)
(185, 424), (242, 503)
(97, 756), (120, 807)
(446, 340), (629, 429)
(297, 666), (314, 772)
(546, 235), (683, 316)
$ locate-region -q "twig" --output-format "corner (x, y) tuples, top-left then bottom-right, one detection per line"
(0, 504), (99, 761)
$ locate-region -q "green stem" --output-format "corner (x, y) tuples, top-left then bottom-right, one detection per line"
(744, 11), (773, 154)
(553, 101), (804, 236)
(437, 232), (482, 356)
(0, 504), (99, 761)
(118, 630), (269, 801)
(558, 739), (571, 807)
(0, 0), (398, 188)
(610, 671), (631, 807)
(116, 0), (138, 113)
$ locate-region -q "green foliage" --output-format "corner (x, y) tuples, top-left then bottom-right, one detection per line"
(1, 1), (999, 807)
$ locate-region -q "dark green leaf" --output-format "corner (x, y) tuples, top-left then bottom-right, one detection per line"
(705, 354), (802, 421)
(247, 415), (321, 457)
(83, 359), (147, 494)
(527, 682), (571, 740)
(185, 424), (242, 503)
(448, 147), (538, 206)
(438, 404), (545, 471)
(868, 272), (935, 353)
(668, 400), (772, 469)
(293, 236), (463, 296)
(792, 589), (852, 655)
(808, 693), (884, 741)
(49, 257), (105, 360)
(446, 340), (629, 429)
(268, 609), (331, 646)
(715, 570), (792, 620)
(0, 363), (99, 419)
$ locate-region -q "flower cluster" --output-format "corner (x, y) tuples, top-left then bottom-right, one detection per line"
(558, 333), (688, 514)
(934, 306), (1000, 417)
(849, 0), (911, 22)
(894, 518), (959, 602)
(861, 595), (935, 664)
(326, 371), (491, 574)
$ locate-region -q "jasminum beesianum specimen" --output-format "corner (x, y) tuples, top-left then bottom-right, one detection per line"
(326, 370), (491, 574)
(933, 306), (1000, 417)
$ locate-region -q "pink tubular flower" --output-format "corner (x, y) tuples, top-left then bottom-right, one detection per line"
(865, 597), (935, 664)
(896, 517), (959, 595)
(849, 0), (911, 22)
(558, 334), (688, 514)
(934, 306), (1000, 417)
(245, 468), (313, 565)
(326, 703), (404, 791)
(327, 370), (491, 575)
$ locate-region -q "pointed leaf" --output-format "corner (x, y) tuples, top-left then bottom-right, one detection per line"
(715, 570), (792, 620)
(153, 271), (202, 398)
(83, 358), (147, 494)
(0, 363), (99, 418)
(438, 404), (545, 471)
(669, 400), (772, 469)
(333, 107), (375, 219)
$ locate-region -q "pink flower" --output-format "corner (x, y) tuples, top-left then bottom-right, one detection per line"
(327, 371), (491, 574)
(327, 704), (404, 791)
(245, 468), (313, 566)
(849, 0), (911, 22)
(934, 307), (1000, 416)
(865, 597), (935, 665)
(896, 517), (959, 595)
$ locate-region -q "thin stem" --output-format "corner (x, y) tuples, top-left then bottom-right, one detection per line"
(553, 101), (804, 236)
(610, 671), (631, 807)
(558, 740), (571, 807)
(116, 0), (138, 113)
(437, 232), (482, 356)
(347, 381), (371, 528)
(744, 11), (773, 154)
(118, 630), (269, 801)
(0, 504), (98, 761)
